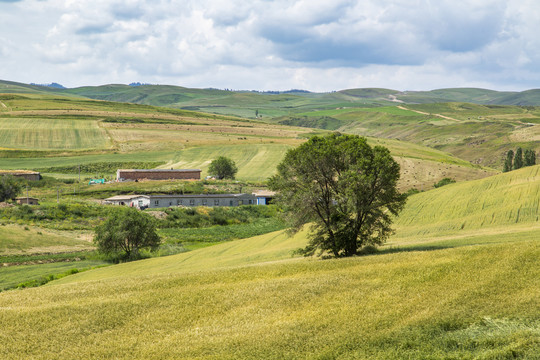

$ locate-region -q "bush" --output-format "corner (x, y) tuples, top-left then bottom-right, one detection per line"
(434, 178), (456, 188)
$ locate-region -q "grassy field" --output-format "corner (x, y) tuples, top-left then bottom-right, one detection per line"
(0, 224), (92, 255)
(0, 228), (537, 358)
(0, 157), (539, 358)
(393, 164), (540, 238)
(0, 260), (105, 291)
(0, 117), (110, 150)
(0, 93), (498, 187)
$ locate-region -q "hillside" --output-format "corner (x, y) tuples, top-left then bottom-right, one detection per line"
(392, 164), (540, 243)
(1, 168), (539, 358)
(0, 92), (494, 187)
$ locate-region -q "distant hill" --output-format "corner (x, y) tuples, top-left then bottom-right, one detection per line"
(2, 79), (540, 113)
(30, 82), (66, 89)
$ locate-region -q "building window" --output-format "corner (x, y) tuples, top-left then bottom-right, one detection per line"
(202, 199), (207, 206)
(248, 200), (253, 204)
(154, 200), (159, 206)
(214, 199), (220, 206)
(177, 199), (182, 205)
(189, 199), (195, 206)
(230, 200), (234, 206)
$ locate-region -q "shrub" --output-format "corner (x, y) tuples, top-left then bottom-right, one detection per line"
(434, 178), (456, 188)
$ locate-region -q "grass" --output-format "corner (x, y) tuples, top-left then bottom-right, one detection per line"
(0, 229), (537, 358)
(0, 163), (540, 358)
(0, 117), (111, 150)
(0, 224), (92, 254)
(0, 260), (106, 291)
(393, 164), (540, 238)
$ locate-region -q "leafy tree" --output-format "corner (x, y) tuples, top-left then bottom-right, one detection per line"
(94, 208), (160, 261)
(503, 150), (514, 172)
(0, 175), (22, 202)
(514, 147), (523, 170)
(269, 133), (406, 257)
(208, 156), (238, 180)
(524, 149), (536, 167)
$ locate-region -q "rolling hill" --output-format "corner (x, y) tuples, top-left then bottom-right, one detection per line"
(0, 167), (539, 358)
(0, 91), (495, 187)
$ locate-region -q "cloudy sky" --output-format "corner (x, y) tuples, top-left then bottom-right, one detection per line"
(1, 0), (539, 91)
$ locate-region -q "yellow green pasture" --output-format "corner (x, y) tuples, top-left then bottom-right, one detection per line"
(0, 225), (92, 255)
(158, 144), (293, 181)
(0, 118), (110, 150)
(394, 164), (540, 238)
(0, 227), (538, 358)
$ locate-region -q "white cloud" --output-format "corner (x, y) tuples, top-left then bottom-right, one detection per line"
(0, 0), (539, 91)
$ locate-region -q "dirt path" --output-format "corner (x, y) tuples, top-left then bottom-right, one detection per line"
(388, 95), (404, 103)
(397, 105), (460, 122)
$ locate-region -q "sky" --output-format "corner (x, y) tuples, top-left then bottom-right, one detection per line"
(1, 0), (539, 92)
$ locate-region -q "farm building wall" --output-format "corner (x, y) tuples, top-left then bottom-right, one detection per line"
(1, 172), (41, 181)
(15, 197), (39, 205)
(117, 169), (201, 181)
(148, 194), (257, 208)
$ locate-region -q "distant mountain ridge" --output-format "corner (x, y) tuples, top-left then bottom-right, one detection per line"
(1, 80), (540, 111)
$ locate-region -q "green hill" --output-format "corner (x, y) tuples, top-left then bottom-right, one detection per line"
(1, 167), (540, 358)
(392, 164), (540, 241)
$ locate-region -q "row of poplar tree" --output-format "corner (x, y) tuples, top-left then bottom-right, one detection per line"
(503, 147), (536, 172)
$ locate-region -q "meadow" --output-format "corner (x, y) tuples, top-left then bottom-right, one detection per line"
(0, 227), (538, 358)
(0, 93), (498, 188)
(0, 83), (539, 358)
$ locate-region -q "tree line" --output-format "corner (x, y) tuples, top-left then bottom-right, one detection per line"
(503, 147), (536, 172)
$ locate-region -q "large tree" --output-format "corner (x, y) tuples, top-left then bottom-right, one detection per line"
(94, 207), (160, 260)
(269, 133), (406, 257)
(208, 156), (238, 180)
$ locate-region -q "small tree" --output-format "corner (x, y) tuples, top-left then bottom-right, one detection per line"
(269, 133), (406, 257)
(94, 208), (160, 261)
(0, 175), (22, 202)
(208, 156), (238, 180)
(524, 149), (536, 167)
(503, 150), (514, 172)
(514, 147), (523, 170)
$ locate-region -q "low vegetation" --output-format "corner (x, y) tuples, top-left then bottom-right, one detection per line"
(1, 81), (540, 358)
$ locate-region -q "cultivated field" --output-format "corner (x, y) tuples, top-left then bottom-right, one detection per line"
(0, 93), (495, 187)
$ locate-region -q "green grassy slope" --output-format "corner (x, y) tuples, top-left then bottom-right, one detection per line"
(0, 230), (538, 358)
(0, 224), (92, 254)
(1, 168), (539, 358)
(393, 164), (540, 239)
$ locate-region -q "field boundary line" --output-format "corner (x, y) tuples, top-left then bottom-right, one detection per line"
(397, 105), (460, 122)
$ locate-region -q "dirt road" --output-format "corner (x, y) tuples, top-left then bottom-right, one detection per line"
(397, 105), (460, 122)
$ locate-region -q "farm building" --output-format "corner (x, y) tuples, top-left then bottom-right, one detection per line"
(15, 197), (39, 205)
(103, 195), (151, 209)
(149, 194), (257, 208)
(104, 193), (268, 209)
(116, 169), (201, 182)
(0, 170), (41, 181)
(253, 190), (276, 205)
